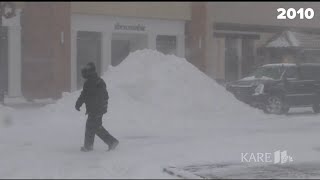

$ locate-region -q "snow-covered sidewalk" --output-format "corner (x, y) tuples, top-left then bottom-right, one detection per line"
(2, 106), (320, 178)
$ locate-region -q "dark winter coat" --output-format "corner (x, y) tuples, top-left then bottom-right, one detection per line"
(76, 72), (109, 116)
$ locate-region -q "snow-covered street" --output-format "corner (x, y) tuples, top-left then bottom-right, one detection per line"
(1, 50), (320, 178)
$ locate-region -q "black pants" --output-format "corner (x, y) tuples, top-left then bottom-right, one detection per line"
(84, 114), (118, 149)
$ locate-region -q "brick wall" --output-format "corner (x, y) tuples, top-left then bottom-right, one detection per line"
(185, 2), (207, 72)
(21, 2), (70, 99)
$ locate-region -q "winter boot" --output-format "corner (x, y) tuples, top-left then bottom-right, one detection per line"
(81, 146), (93, 152)
(108, 140), (119, 151)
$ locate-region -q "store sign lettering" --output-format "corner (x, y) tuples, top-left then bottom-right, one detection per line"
(114, 23), (146, 31)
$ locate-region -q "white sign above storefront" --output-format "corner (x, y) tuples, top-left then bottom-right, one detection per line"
(114, 22), (146, 31)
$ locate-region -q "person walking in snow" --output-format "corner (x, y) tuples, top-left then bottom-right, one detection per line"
(75, 62), (119, 152)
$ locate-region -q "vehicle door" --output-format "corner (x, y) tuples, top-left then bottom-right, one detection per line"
(298, 65), (320, 105)
(283, 66), (306, 106)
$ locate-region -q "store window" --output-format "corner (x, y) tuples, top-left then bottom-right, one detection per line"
(156, 35), (177, 55)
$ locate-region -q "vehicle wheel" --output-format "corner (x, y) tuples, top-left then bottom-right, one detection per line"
(264, 95), (286, 115)
(313, 104), (320, 114)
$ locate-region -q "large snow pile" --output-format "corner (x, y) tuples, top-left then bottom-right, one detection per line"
(104, 50), (265, 120)
(39, 49), (268, 137)
(105, 50), (251, 115)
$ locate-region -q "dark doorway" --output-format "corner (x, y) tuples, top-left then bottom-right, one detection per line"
(225, 37), (239, 82)
(77, 31), (102, 89)
(111, 33), (147, 67)
(0, 27), (8, 94)
(111, 39), (130, 67)
(241, 39), (255, 77)
(156, 35), (177, 55)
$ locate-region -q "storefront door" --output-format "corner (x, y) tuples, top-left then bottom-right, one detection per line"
(241, 39), (254, 77)
(111, 39), (130, 67)
(225, 37), (239, 82)
(111, 33), (147, 66)
(76, 31), (102, 89)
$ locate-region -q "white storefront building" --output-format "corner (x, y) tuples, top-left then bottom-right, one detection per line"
(71, 14), (186, 91)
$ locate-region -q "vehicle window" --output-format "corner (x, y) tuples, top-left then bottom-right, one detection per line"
(285, 66), (299, 79)
(250, 66), (285, 80)
(300, 66), (320, 80)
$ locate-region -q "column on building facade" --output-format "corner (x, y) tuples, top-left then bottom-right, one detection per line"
(8, 26), (22, 97)
(3, 9), (22, 97)
(148, 32), (157, 50)
(236, 38), (242, 79)
(101, 31), (111, 74)
(215, 37), (225, 81)
(177, 34), (185, 58)
(70, 29), (77, 92)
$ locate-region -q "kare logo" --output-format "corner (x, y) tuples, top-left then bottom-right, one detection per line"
(274, 150), (294, 164)
(241, 150), (293, 164)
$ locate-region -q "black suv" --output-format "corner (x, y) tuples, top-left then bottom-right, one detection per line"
(226, 63), (320, 114)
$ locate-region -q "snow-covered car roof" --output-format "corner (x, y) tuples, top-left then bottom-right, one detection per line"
(261, 63), (320, 68)
(261, 63), (297, 67)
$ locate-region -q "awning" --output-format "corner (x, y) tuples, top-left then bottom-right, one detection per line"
(264, 30), (320, 49)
